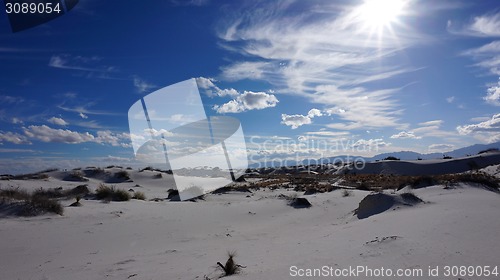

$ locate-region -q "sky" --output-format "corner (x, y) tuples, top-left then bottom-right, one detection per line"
(0, 0), (499, 174)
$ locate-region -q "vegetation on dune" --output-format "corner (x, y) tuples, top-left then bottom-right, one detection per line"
(0, 187), (64, 216)
(95, 183), (130, 201)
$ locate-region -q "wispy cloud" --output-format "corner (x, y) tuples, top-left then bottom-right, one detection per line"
(58, 105), (121, 117)
(196, 77), (238, 97)
(133, 76), (156, 94)
(428, 143), (454, 152)
(217, 1), (423, 130)
(390, 131), (421, 139)
(484, 78), (500, 106)
(0, 95), (25, 104)
(49, 54), (116, 74)
(214, 91), (278, 113)
(448, 12), (500, 37)
(169, 0), (209, 6)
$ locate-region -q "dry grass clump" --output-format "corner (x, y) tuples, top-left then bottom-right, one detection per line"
(95, 184), (130, 201)
(0, 187), (63, 216)
(338, 172), (499, 191)
(64, 170), (89, 182)
(132, 191), (146, 200)
(114, 170), (130, 180)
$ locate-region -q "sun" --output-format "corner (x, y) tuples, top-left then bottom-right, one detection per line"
(354, 0), (408, 36)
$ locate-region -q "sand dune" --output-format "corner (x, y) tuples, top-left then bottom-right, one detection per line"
(0, 161), (499, 279)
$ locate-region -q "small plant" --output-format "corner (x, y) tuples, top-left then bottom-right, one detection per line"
(342, 189), (352, 197)
(217, 251), (243, 276)
(132, 191), (146, 200)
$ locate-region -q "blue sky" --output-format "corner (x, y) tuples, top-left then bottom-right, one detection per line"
(0, 0), (499, 173)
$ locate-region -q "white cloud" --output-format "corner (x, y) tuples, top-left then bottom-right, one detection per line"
(281, 108), (323, 129)
(196, 77), (238, 97)
(428, 143), (455, 152)
(217, 1), (424, 130)
(418, 120), (443, 127)
(484, 78), (500, 106)
(48, 117), (68, 126)
(79, 112), (88, 119)
(21, 125), (130, 147)
(23, 125), (95, 144)
(133, 76), (156, 93)
(48, 54), (114, 76)
(214, 91), (278, 113)
(461, 41), (500, 77)
(0, 131), (31, 145)
(281, 114), (312, 129)
(0, 95), (24, 104)
(390, 131), (421, 139)
(446, 96), (455, 103)
(352, 138), (390, 152)
(466, 13), (500, 37)
(457, 113), (500, 134)
(11, 117), (23, 124)
(307, 108), (322, 118)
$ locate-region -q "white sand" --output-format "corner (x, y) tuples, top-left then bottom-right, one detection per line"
(0, 161), (499, 279)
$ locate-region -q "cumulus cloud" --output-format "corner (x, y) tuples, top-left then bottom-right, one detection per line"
(446, 96), (455, 103)
(21, 125), (130, 147)
(214, 91), (278, 113)
(196, 77), (238, 97)
(48, 117), (68, 126)
(390, 131), (421, 139)
(281, 108), (323, 129)
(23, 125), (95, 144)
(484, 78), (500, 106)
(0, 131), (31, 145)
(281, 114), (312, 129)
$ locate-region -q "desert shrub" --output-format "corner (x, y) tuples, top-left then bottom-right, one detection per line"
(383, 156), (400, 161)
(342, 189), (352, 197)
(1, 187), (63, 215)
(400, 192), (423, 204)
(95, 184), (130, 201)
(132, 191), (146, 200)
(0, 187), (30, 201)
(115, 170), (130, 180)
(140, 166), (154, 172)
(22, 195), (64, 216)
(64, 170), (89, 182)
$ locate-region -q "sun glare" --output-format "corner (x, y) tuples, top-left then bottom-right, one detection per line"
(355, 0), (408, 36)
